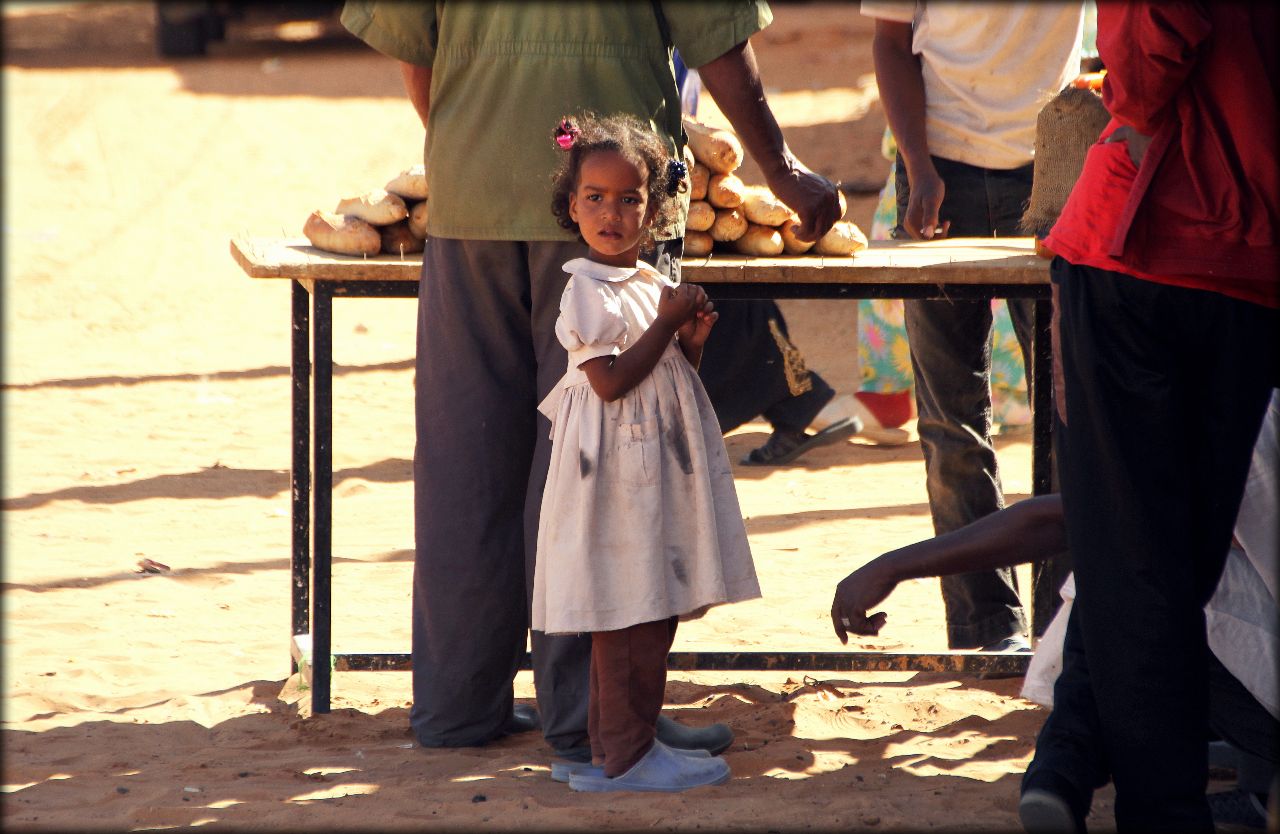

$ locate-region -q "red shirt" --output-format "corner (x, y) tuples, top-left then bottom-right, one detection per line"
(1045, 2), (1278, 309)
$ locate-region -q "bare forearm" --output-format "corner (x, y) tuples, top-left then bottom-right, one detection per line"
(398, 61), (431, 128)
(871, 21), (930, 177)
(878, 495), (1066, 584)
(696, 41), (793, 182)
(581, 321), (681, 402)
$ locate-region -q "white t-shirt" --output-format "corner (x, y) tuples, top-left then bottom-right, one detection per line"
(860, 1), (1084, 170)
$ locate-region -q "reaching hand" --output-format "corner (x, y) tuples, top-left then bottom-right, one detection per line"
(830, 561), (896, 645)
(900, 162), (950, 241)
(765, 156), (841, 243)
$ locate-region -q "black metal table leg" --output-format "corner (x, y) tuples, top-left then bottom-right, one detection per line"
(311, 283), (334, 714)
(1030, 295), (1059, 636)
(290, 281), (311, 666)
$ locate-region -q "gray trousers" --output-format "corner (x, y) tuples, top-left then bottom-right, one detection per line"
(410, 236), (681, 753)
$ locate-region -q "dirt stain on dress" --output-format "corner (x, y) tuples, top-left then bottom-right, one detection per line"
(665, 419), (693, 474)
(668, 549), (689, 586)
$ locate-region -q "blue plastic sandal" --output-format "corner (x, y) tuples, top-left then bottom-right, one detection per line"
(568, 740), (730, 792)
(551, 745), (710, 783)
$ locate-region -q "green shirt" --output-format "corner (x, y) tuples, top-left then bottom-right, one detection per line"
(341, 0), (771, 241)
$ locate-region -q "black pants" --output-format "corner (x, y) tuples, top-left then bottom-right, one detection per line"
(697, 300), (834, 434)
(1035, 258), (1277, 829)
(896, 154), (1034, 647)
(1026, 605), (1280, 821)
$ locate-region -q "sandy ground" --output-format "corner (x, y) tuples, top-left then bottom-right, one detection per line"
(3, 3), (1119, 830)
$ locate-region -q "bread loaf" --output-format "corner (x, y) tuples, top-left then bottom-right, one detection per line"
(407, 200), (428, 239)
(683, 116), (744, 174)
(813, 221), (868, 256)
(732, 224), (785, 256)
(741, 186), (792, 226)
(335, 189), (408, 225)
(384, 165), (428, 200)
(706, 173), (745, 209)
(684, 230), (714, 257)
(686, 200), (715, 232)
(304, 210), (381, 256)
(380, 220), (425, 256)
(690, 164), (710, 201)
(779, 219), (816, 255)
(709, 207), (748, 242)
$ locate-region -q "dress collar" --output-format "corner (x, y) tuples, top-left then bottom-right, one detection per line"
(562, 257), (675, 286)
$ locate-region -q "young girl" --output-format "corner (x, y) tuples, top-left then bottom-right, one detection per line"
(533, 112), (761, 793)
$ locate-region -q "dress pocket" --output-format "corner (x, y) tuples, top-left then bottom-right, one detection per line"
(614, 416), (659, 487)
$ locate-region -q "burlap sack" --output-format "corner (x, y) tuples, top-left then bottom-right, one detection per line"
(1020, 85), (1112, 238)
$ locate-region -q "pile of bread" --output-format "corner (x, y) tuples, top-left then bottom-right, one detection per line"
(682, 116), (867, 258)
(303, 166), (428, 257)
(302, 117), (867, 259)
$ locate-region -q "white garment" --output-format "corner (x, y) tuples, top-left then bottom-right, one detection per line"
(859, 1), (1084, 170)
(1204, 391), (1279, 719)
(532, 258), (760, 635)
(1023, 390), (1280, 719)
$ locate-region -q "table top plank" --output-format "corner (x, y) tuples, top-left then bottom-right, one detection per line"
(231, 235), (1049, 285)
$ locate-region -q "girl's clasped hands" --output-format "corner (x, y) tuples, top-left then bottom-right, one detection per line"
(659, 284), (719, 351)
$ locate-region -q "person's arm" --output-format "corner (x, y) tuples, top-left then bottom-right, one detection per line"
(870, 18), (947, 240)
(696, 41), (841, 243)
(831, 494), (1067, 643)
(399, 61), (431, 129)
(580, 285), (700, 402)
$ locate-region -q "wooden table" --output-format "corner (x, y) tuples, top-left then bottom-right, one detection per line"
(232, 235), (1057, 714)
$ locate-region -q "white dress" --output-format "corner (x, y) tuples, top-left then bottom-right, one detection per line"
(532, 258), (760, 635)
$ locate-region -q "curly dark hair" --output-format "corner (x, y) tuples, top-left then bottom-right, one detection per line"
(550, 112), (686, 244)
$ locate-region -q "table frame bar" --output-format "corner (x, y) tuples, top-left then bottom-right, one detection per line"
(289, 278), (1053, 712)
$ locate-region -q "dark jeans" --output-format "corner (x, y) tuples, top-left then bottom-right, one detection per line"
(410, 236), (683, 754)
(698, 300), (835, 434)
(895, 154), (1034, 647)
(1039, 258), (1278, 829)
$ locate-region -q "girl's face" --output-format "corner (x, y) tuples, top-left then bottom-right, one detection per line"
(568, 149), (655, 268)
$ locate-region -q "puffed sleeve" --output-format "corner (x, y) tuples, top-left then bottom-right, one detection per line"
(555, 278), (629, 367)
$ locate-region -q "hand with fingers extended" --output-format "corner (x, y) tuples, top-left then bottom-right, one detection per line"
(830, 561), (895, 645)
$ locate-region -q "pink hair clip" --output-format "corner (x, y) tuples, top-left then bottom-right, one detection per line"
(554, 118), (579, 150)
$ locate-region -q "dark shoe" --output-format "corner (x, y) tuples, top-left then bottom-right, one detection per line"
(505, 703), (540, 734)
(740, 417), (861, 466)
(1207, 788), (1268, 831)
(552, 745), (593, 764)
(656, 714), (733, 755)
(1019, 788), (1084, 833)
